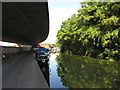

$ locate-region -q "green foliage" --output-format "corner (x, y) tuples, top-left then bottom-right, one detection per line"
(56, 2), (120, 61)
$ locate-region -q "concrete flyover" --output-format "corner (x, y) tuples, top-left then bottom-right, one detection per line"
(2, 1), (49, 45)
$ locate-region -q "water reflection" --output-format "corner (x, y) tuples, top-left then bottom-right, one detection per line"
(37, 60), (50, 86)
(56, 54), (120, 88)
(49, 54), (68, 88)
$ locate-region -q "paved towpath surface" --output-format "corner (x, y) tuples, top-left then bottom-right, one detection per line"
(2, 52), (49, 88)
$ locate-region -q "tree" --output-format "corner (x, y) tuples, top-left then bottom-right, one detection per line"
(56, 2), (120, 61)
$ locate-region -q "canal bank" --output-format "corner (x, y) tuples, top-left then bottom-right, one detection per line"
(2, 52), (49, 88)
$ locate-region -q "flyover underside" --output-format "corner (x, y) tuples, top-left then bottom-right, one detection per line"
(2, 2), (49, 45)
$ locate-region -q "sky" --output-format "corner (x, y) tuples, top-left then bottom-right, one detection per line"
(0, 41), (17, 46)
(41, 0), (82, 44)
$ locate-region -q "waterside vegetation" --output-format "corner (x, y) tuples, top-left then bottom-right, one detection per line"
(56, 2), (120, 61)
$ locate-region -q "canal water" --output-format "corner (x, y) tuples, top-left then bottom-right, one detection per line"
(49, 53), (68, 88)
(38, 53), (119, 88)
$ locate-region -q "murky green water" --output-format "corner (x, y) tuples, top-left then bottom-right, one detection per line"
(55, 53), (119, 88)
